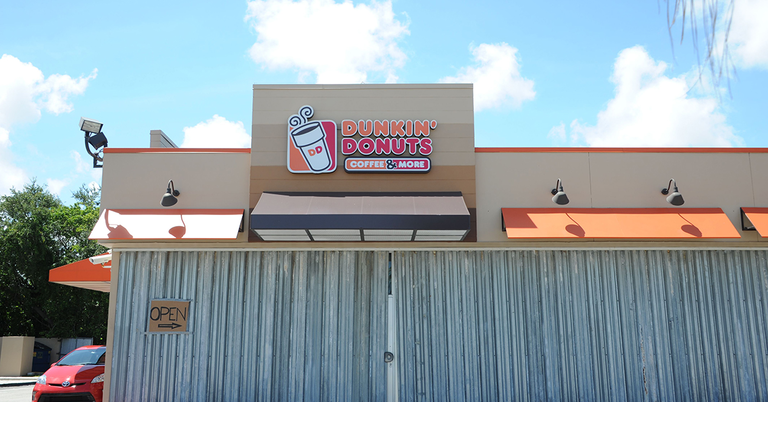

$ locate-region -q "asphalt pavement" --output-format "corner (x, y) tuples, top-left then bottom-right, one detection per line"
(0, 384), (33, 402)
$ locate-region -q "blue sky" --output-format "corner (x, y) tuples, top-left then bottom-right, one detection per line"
(1, 0), (767, 203)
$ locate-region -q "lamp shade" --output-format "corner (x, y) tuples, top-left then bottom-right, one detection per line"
(551, 179), (569, 205)
(552, 191), (569, 205)
(161, 192), (178, 207)
(666, 191), (684, 206)
(161, 180), (180, 207)
(662, 179), (684, 206)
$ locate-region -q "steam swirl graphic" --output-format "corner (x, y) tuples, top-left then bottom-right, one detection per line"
(289, 105), (314, 127)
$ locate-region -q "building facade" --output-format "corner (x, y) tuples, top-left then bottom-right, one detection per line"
(91, 84), (767, 401)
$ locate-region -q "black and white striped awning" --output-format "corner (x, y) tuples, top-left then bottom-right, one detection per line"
(250, 192), (470, 242)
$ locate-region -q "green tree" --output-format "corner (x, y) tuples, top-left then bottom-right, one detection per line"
(0, 182), (109, 343)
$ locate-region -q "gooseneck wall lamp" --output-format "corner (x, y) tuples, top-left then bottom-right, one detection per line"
(551, 178), (569, 205)
(79, 117), (108, 168)
(161, 180), (181, 207)
(661, 179), (685, 206)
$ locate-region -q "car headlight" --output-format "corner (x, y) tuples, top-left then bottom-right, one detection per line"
(91, 373), (104, 384)
(37, 375), (46, 385)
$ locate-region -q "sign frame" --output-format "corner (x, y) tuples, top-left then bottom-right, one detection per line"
(147, 298), (192, 334)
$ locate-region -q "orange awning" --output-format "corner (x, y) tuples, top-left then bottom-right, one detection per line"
(501, 208), (740, 239)
(49, 257), (111, 292)
(89, 209), (244, 240)
(741, 208), (768, 237)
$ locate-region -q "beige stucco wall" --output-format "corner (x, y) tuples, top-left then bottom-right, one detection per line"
(93, 86), (768, 250)
(0, 336), (34, 376)
(251, 84), (475, 166)
(750, 153), (768, 207)
(100, 151), (251, 242)
(475, 150), (766, 244)
(97, 147), (768, 249)
(250, 84), (477, 209)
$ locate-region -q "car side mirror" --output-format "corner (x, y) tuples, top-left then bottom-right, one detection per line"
(50, 362), (57, 367)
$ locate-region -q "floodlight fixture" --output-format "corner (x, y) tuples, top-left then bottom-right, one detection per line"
(79, 117), (103, 134)
(80, 117), (108, 168)
(88, 132), (108, 150)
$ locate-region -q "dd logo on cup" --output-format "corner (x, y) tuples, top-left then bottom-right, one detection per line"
(287, 106), (337, 174)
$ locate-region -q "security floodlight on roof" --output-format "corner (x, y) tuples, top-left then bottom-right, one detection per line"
(79, 117), (108, 168)
(88, 132), (108, 150)
(79, 117), (103, 134)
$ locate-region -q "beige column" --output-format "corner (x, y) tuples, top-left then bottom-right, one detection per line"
(103, 251), (120, 402)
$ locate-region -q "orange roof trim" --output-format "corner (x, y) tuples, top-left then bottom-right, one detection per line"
(104, 148), (250, 154)
(741, 208), (768, 237)
(476, 147), (768, 154)
(89, 209), (245, 240)
(501, 208), (741, 239)
(49, 258), (111, 292)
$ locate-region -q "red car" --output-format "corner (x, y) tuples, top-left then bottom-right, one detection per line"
(32, 345), (106, 402)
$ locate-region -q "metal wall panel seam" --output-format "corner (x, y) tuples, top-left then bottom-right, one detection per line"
(352, 251), (369, 401)
(340, 252), (356, 401)
(128, 251), (151, 401)
(243, 251), (262, 401)
(745, 251), (768, 400)
(700, 250), (725, 401)
(110, 251), (130, 401)
(711, 251), (738, 400)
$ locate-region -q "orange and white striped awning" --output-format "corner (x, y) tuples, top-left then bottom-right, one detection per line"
(501, 208), (740, 239)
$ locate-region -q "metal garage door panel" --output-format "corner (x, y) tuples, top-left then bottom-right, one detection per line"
(111, 251), (388, 402)
(393, 250), (768, 402)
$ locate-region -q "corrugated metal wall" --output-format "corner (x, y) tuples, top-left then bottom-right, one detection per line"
(111, 251), (389, 402)
(394, 250), (768, 402)
(111, 249), (768, 402)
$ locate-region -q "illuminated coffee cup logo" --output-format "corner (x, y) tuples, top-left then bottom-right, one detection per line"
(287, 106), (337, 174)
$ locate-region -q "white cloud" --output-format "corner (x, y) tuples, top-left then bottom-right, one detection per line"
(245, 0), (409, 83)
(441, 43), (535, 111)
(47, 178), (69, 196)
(729, 0), (768, 69)
(570, 46), (739, 147)
(0, 128), (27, 196)
(71, 150), (90, 174)
(547, 122), (566, 143)
(36, 70), (97, 115)
(181, 115), (251, 148)
(70, 150), (101, 183)
(0, 54), (96, 128)
(0, 54), (96, 196)
(86, 181), (100, 193)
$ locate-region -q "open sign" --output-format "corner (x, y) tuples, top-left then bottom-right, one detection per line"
(148, 299), (190, 333)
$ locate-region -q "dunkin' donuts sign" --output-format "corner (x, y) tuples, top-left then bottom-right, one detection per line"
(287, 106), (338, 174)
(287, 105), (436, 174)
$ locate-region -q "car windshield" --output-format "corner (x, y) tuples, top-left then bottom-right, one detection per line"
(57, 348), (106, 366)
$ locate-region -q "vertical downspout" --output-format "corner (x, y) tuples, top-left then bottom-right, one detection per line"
(386, 251), (399, 402)
(103, 250), (120, 402)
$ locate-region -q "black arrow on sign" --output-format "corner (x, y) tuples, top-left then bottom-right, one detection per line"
(158, 322), (181, 330)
